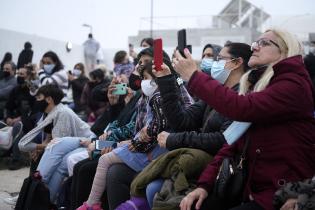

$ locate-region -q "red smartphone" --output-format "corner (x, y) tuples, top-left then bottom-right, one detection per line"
(154, 38), (163, 71)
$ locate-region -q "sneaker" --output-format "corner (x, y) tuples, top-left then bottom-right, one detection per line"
(7, 159), (25, 170)
(77, 202), (103, 210)
(12, 121), (23, 142)
(3, 195), (18, 206)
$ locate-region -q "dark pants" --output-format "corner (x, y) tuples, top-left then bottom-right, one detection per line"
(70, 158), (98, 210)
(229, 201), (264, 210)
(70, 159), (138, 210)
(106, 163), (138, 210)
(197, 195), (263, 210)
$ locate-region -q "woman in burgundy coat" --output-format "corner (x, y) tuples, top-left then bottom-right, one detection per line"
(173, 29), (315, 210)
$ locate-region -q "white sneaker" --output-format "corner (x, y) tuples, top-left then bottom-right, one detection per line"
(3, 195), (18, 206)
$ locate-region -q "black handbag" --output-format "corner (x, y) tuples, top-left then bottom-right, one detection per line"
(15, 171), (55, 210)
(214, 138), (249, 203)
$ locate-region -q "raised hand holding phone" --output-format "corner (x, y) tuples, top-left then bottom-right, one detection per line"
(112, 83), (127, 95)
(177, 29), (192, 58)
(152, 63), (172, 78)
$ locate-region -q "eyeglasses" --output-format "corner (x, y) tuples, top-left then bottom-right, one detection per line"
(215, 55), (236, 62)
(251, 39), (280, 51)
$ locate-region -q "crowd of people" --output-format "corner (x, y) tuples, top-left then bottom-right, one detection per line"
(0, 29), (315, 210)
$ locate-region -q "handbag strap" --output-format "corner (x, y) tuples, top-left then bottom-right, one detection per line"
(237, 135), (250, 169)
(201, 107), (216, 133)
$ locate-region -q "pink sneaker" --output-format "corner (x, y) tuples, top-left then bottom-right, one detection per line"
(77, 202), (103, 210)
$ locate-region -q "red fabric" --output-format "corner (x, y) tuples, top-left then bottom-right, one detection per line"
(189, 55), (315, 210)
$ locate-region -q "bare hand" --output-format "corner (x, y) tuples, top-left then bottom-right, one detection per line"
(39, 60), (43, 70)
(101, 147), (114, 155)
(157, 131), (170, 148)
(128, 142), (136, 152)
(117, 140), (131, 147)
(180, 188), (208, 210)
(30, 151), (38, 161)
(6, 118), (13, 126)
(173, 49), (198, 81)
(152, 63), (172, 77)
(107, 77), (120, 105)
(80, 138), (92, 147)
(280, 198), (298, 210)
(124, 87), (134, 104)
(68, 73), (76, 81)
(129, 48), (137, 59)
(36, 138), (50, 151)
(134, 65), (141, 75)
(139, 127), (150, 142)
(99, 132), (110, 140)
(30, 150), (43, 161)
(87, 141), (96, 153)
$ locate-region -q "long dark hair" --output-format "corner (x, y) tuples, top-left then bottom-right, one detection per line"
(140, 38), (154, 47)
(202, 44), (222, 59)
(224, 42), (252, 71)
(1, 52), (13, 70)
(42, 51), (64, 74)
(137, 47), (178, 79)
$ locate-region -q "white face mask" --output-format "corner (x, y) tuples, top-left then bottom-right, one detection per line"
(43, 64), (55, 74)
(141, 79), (157, 97)
(211, 60), (231, 84)
(72, 69), (82, 77)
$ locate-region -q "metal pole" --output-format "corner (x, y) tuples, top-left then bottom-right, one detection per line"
(238, 0), (242, 26)
(83, 24), (93, 34)
(150, 0), (153, 38)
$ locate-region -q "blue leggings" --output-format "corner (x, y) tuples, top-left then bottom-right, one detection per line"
(145, 179), (164, 208)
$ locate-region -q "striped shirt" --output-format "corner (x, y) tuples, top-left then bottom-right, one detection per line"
(38, 68), (69, 96)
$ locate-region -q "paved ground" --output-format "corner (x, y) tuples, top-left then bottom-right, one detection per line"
(0, 159), (29, 210)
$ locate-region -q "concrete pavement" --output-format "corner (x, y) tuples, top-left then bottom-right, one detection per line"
(0, 165), (29, 210)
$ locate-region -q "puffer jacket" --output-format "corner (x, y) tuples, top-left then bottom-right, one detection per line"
(156, 74), (238, 155)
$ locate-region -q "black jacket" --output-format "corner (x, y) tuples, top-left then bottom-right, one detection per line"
(70, 75), (89, 112)
(17, 49), (33, 69)
(5, 84), (35, 119)
(156, 74), (238, 156)
(90, 90), (142, 136)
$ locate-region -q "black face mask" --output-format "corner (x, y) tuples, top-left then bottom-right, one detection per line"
(3, 71), (10, 78)
(17, 76), (25, 85)
(128, 74), (142, 91)
(88, 81), (99, 89)
(34, 99), (49, 113)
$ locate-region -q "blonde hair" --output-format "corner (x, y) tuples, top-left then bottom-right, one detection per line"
(239, 28), (303, 95)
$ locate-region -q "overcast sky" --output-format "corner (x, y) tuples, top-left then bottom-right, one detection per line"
(0, 0), (314, 49)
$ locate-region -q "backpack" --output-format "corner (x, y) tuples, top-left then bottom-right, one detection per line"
(0, 121), (24, 150)
(15, 171), (56, 210)
(0, 122), (13, 150)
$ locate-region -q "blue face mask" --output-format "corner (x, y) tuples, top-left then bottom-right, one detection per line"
(211, 60), (231, 84)
(200, 58), (214, 74)
(43, 64), (55, 74)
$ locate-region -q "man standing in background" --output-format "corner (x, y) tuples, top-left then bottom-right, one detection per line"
(83, 33), (100, 73)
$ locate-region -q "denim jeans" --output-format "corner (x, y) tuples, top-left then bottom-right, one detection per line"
(37, 137), (86, 202)
(146, 179), (164, 208)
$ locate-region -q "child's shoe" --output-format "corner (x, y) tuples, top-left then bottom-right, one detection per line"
(77, 202), (103, 210)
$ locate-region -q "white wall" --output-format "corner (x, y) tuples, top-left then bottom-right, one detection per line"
(0, 28), (128, 73)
